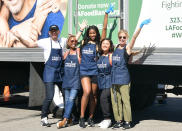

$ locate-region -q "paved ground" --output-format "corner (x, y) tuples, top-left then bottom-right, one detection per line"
(1, 93), (182, 131)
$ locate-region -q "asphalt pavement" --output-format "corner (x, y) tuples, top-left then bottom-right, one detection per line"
(0, 93), (182, 131)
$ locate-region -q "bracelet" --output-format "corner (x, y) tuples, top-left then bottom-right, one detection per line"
(79, 29), (83, 33)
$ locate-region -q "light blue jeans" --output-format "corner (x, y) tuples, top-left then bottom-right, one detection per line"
(63, 89), (78, 119)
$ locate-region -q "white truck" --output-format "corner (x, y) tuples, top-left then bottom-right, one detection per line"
(1, 0), (181, 110)
(126, 0), (182, 109)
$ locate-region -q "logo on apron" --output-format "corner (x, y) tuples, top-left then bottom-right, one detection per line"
(97, 62), (107, 69)
(65, 61), (76, 68)
(51, 56), (62, 61)
(82, 48), (94, 55)
(113, 55), (120, 61)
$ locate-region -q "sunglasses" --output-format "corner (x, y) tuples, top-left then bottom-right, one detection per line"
(70, 40), (77, 43)
(118, 36), (126, 40)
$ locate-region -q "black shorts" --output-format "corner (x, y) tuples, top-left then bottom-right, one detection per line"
(81, 75), (98, 84)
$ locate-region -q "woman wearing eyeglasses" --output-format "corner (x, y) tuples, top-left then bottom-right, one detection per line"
(111, 19), (151, 130)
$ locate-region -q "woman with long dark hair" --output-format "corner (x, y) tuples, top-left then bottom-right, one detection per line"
(97, 38), (114, 129)
(79, 4), (114, 128)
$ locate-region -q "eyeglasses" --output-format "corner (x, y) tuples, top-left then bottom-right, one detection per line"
(118, 36), (126, 40)
(70, 40), (77, 43)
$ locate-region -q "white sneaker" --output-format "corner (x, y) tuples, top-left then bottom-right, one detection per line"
(41, 117), (51, 127)
(98, 120), (106, 127)
(100, 119), (111, 129)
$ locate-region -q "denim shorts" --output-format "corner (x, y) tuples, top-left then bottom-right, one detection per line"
(81, 75), (98, 84)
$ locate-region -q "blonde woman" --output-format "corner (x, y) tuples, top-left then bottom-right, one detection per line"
(111, 19), (151, 129)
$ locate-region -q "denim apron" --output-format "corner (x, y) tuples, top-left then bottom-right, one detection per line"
(43, 39), (62, 82)
(111, 46), (130, 85)
(97, 55), (112, 89)
(62, 51), (80, 89)
(80, 43), (98, 76)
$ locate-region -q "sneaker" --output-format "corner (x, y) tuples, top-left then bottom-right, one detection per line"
(87, 118), (95, 127)
(79, 117), (86, 128)
(56, 119), (68, 129)
(41, 117), (51, 127)
(100, 119), (111, 129)
(98, 120), (106, 127)
(112, 121), (123, 129)
(122, 122), (131, 130)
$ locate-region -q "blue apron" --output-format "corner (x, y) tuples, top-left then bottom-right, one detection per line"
(97, 55), (112, 89)
(43, 39), (62, 82)
(80, 43), (98, 76)
(62, 51), (80, 89)
(111, 46), (130, 85)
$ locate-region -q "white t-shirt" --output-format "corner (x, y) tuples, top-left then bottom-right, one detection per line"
(37, 37), (67, 62)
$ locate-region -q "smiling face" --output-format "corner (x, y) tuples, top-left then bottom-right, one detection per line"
(89, 29), (97, 41)
(101, 40), (111, 54)
(68, 36), (77, 50)
(118, 29), (129, 47)
(3, 0), (24, 15)
(49, 30), (60, 41)
(118, 32), (128, 46)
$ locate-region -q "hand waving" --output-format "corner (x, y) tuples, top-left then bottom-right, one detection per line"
(79, 19), (88, 31)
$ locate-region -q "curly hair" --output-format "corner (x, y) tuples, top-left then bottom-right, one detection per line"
(80, 25), (101, 54)
(99, 38), (114, 55)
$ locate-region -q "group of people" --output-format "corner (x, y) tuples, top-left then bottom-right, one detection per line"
(1, 1), (151, 130)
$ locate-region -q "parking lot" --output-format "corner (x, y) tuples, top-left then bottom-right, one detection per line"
(0, 93), (182, 131)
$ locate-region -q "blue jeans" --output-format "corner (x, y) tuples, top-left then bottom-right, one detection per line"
(41, 82), (63, 118)
(64, 89), (78, 119)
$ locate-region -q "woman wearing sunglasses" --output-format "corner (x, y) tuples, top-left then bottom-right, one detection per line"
(57, 35), (81, 128)
(111, 19), (151, 130)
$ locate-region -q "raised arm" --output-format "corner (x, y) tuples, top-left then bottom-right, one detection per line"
(126, 18), (151, 55)
(101, 4), (114, 41)
(75, 20), (88, 40)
